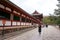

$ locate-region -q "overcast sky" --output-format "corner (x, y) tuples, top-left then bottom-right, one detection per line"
(10, 0), (58, 16)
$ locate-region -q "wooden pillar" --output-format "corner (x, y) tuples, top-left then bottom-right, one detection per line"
(29, 20), (31, 26)
(20, 16), (22, 26)
(28, 19), (30, 26)
(16, 21), (17, 26)
(25, 18), (26, 25)
(26, 18), (29, 23)
(10, 14), (14, 26)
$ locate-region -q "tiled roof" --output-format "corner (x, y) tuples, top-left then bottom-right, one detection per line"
(33, 10), (40, 14)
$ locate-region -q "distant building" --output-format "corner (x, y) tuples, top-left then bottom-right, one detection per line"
(32, 10), (43, 24)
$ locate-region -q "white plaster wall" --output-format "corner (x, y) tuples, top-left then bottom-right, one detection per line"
(21, 22), (24, 25)
(5, 21), (11, 26)
(17, 22), (20, 25)
(12, 22), (16, 25)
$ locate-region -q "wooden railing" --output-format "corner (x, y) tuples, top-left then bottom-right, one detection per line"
(0, 19), (38, 35)
(0, 19), (33, 26)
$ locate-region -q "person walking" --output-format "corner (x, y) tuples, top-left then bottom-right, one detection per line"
(46, 24), (48, 27)
(38, 25), (41, 33)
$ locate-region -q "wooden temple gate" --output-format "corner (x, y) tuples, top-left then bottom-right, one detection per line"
(0, 0), (41, 34)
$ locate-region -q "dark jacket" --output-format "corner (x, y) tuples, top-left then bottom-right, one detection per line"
(38, 25), (41, 32)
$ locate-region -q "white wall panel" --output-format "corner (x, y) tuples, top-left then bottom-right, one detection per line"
(5, 21), (11, 26)
(21, 22), (24, 25)
(17, 22), (20, 25)
(12, 22), (16, 25)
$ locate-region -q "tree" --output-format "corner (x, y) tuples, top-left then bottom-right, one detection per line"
(54, 0), (60, 25)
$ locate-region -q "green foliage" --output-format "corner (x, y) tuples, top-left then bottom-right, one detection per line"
(54, 0), (60, 25)
(43, 15), (57, 25)
(55, 17), (60, 25)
